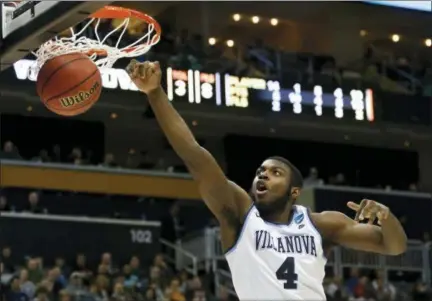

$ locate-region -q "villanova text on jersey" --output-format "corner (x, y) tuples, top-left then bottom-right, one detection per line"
(255, 230), (318, 256)
(225, 205), (327, 300)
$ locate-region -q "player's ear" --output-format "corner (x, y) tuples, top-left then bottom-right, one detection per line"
(291, 187), (301, 200)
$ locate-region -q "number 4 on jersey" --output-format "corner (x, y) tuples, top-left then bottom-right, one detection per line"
(276, 257), (298, 289)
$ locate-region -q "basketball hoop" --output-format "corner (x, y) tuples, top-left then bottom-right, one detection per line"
(33, 6), (161, 69)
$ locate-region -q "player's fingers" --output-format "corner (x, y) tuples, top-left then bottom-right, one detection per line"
(377, 212), (383, 225)
(154, 61), (161, 73)
(377, 209), (389, 222)
(354, 200), (367, 221)
(362, 202), (378, 218)
(347, 201), (360, 211)
(367, 213), (377, 224)
(133, 64), (141, 78)
(139, 62), (149, 78)
(145, 63), (154, 78)
(126, 61), (136, 77)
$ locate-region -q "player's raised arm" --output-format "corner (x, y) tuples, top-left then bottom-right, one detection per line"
(312, 199), (407, 256)
(126, 60), (251, 228)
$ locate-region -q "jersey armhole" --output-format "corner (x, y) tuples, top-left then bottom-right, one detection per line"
(305, 207), (322, 237)
(305, 207), (328, 260)
(224, 204), (255, 255)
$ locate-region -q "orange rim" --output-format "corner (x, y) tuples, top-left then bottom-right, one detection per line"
(87, 6), (161, 57)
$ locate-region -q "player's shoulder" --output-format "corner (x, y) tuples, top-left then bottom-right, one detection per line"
(309, 210), (353, 238)
(310, 210), (351, 224)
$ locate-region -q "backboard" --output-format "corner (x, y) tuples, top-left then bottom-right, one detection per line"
(0, 1), (112, 71)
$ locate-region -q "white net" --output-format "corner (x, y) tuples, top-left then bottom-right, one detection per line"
(33, 10), (160, 70)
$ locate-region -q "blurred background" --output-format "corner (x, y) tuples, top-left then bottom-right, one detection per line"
(1, 1), (432, 301)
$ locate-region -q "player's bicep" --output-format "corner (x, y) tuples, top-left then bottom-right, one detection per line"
(187, 147), (251, 225)
(318, 211), (386, 254)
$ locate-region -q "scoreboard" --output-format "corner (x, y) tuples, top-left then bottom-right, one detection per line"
(11, 59), (375, 123)
(166, 68), (375, 122)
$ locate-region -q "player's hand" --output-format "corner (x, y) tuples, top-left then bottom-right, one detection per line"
(347, 199), (390, 225)
(126, 60), (161, 94)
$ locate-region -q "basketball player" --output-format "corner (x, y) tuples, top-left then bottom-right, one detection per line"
(127, 60), (407, 301)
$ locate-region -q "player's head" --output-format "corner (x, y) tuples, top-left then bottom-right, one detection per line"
(251, 156), (303, 217)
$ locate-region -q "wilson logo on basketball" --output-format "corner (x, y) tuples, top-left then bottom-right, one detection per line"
(59, 81), (101, 108)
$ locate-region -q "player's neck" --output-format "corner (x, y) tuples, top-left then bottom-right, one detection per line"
(260, 205), (294, 224)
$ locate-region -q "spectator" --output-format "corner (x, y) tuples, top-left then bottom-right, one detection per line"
(68, 147), (82, 164)
(65, 272), (88, 296)
(373, 277), (395, 301)
(161, 203), (183, 243)
(304, 167), (324, 187)
(147, 266), (165, 300)
(345, 267), (359, 295)
(1, 246), (14, 273)
(325, 276), (348, 301)
(58, 290), (72, 301)
(354, 276), (376, 300)
(164, 278), (185, 301)
(72, 254), (90, 274)
(33, 285), (49, 301)
(54, 257), (70, 278)
(111, 282), (126, 301)
(129, 256), (142, 279)
(27, 258), (44, 284)
(185, 276), (203, 300)
(32, 149), (51, 163)
(51, 145), (62, 163)
(46, 267), (67, 296)
(91, 275), (110, 301)
(372, 270), (396, 301)
(152, 254), (172, 281)
(217, 285), (231, 301)
(333, 173), (347, 186)
(412, 281), (431, 301)
(122, 264), (138, 289)
(144, 287), (157, 301)
(25, 191), (46, 214)
(0, 195), (12, 212)
(19, 269), (36, 299)
(191, 289), (207, 301)
(6, 276), (30, 301)
(0, 141), (22, 160)
(100, 252), (117, 276)
(99, 153), (118, 168)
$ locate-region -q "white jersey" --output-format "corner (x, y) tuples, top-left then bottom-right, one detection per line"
(225, 205), (327, 301)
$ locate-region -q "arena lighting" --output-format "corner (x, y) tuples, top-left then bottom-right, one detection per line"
(226, 40), (234, 47)
(233, 14), (241, 21)
(251, 16), (260, 24)
(360, 30), (367, 37)
(425, 39), (432, 47)
(391, 34), (400, 42)
(270, 18), (278, 26)
(208, 37), (216, 45)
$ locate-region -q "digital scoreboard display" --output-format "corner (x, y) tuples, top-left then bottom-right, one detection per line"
(166, 68), (375, 122)
(12, 60), (375, 122)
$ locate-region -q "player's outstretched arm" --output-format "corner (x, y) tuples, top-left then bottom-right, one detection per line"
(312, 199), (407, 255)
(127, 60), (251, 228)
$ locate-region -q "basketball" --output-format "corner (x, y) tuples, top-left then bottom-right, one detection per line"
(36, 53), (102, 116)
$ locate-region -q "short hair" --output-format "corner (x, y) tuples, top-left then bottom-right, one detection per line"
(267, 156), (304, 188)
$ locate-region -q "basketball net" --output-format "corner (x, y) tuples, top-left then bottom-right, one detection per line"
(33, 6), (161, 70)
